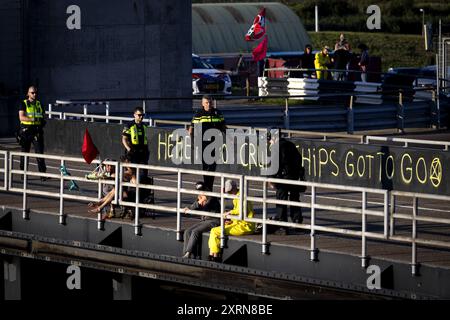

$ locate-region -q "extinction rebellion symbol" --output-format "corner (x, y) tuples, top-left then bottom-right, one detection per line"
(430, 158), (442, 188)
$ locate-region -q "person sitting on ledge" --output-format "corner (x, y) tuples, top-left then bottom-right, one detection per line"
(182, 181), (221, 259)
(88, 155), (134, 220)
(207, 180), (255, 263)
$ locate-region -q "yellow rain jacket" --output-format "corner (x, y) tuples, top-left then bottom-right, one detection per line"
(314, 52), (331, 80)
(208, 192), (256, 254)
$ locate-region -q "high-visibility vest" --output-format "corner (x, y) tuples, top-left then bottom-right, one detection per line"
(129, 123), (148, 145)
(20, 100), (43, 125)
(191, 113), (225, 124)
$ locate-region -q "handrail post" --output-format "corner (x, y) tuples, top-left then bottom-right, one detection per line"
(361, 191), (368, 268)
(411, 197), (419, 276)
(390, 193), (396, 237)
(59, 159), (66, 225)
(118, 162), (124, 207)
(397, 91), (404, 133)
(48, 103), (52, 119)
(105, 102), (110, 124)
(97, 167), (103, 229)
(22, 155), (29, 220)
(435, 53), (441, 129)
(8, 152), (13, 191)
(220, 176), (226, 249)
(3, 151), (8, 191)
(134, 167), (141, 236)
(347, 96), (354, 134)
(283, 98), (290, 129)
(310, 185), (318, 261)
(262, 180), (269, 254)
(83, 104), (87, 122)
(431, 89), (440, 129)
(239, 175), (244, 221)
(176, 170), (182, 241)
(384, 191), (389, 239)
(142, 100), (146, 114)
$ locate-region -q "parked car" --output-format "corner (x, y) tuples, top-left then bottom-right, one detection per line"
(192, 54), (232, 95)
(387, 66), (436, 88)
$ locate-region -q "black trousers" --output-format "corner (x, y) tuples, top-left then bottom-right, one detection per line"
(275, 183), (302, 223)
(128, 147), (149, 177)
(202, 161), (216, 191)
(19, 126), (46, 173)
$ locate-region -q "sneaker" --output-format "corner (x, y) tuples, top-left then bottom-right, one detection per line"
(182, 252), (192, 259)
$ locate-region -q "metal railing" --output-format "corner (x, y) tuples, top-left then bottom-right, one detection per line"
(389, 190), (450, 275)
(0, 150), (7, 191)
(49, 101), (111, 123)
(117, 162), (242, 241)
(263, 66), (443, 87)
(47, 111), (153, 126)
(7, 151), (119, 227)
(365, 135), (450, 151)
(244, 175), (388, 267)
(2, 150), (450, 275)
(42, 109), (450, 151)
(47, 88), (445, 135)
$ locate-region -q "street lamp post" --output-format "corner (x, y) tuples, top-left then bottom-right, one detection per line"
(419, 8), (425, 36)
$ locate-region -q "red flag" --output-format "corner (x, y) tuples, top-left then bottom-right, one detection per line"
(245, 8), (266, 41)
(252, 36), (268, 61)
(82, 128), (99, 164)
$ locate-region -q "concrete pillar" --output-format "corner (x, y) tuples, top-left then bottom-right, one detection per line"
(3, 257), (21, 300)
(112, 274), (132, 300)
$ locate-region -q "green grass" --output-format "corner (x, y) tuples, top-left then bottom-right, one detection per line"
(308, 31), (436, 71)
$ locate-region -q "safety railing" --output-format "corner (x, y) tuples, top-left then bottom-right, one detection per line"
(47, 86), (444, 134)
(389, 190), (450, 275)
(42, 109), (450, 150)
(365, 135), (450, 151)
(8, 151), (119, 228)
(47, 111), (153, 126)
(118, 162), (242, 242)
(0, 150), (7, 191)
(244, 175), (389, 267)
(3, 150), (450, 275)
(49, 101), (111, 123)
(44, 109), (366, 142)
(263, 67), (441, 86)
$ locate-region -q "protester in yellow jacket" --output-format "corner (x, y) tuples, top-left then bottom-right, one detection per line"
(314, 46), (331, 80)
(208, 180), (255, 261)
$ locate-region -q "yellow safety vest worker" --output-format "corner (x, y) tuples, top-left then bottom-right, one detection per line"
(21, 100), (43, 126)
(129, 123), (148, 146)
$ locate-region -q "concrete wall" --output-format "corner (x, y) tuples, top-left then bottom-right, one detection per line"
(1, 0), (192, 112)
(0, 0), (23, 96)
(0, 97), (20, 137)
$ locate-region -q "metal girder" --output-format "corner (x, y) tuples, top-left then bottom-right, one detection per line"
(1, 207), (448, 300)
(0, 234), (387, 300)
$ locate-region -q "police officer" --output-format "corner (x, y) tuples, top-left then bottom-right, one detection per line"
(189, 95), (226, 191)
(18, 86), (47, 180)
(122, 106), (149, 176)
(268, 128), (305, 235)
